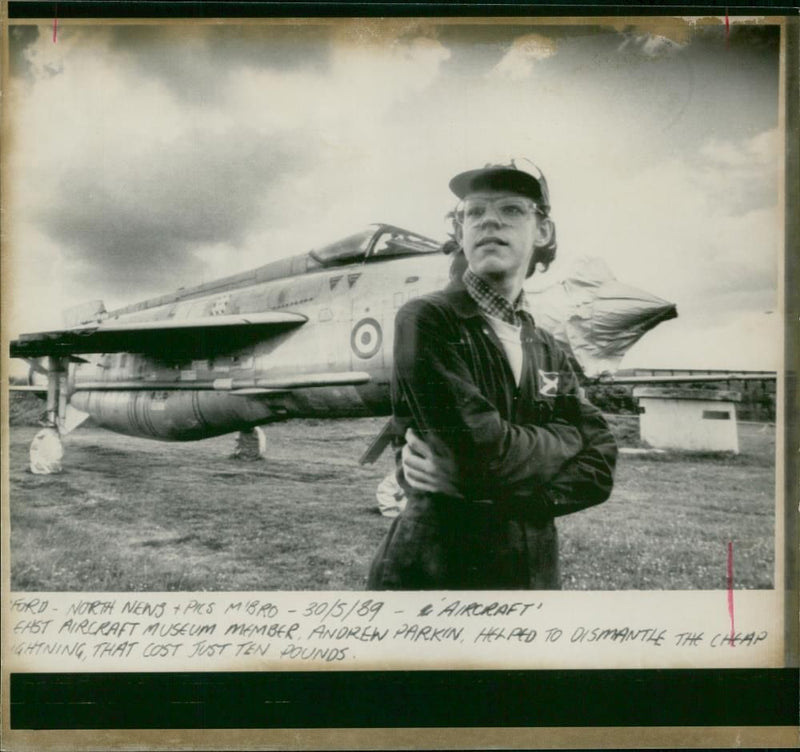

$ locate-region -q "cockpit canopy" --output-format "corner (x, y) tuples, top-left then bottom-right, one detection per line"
(309, 224), (441, 266)
(104, 224), (445, 319)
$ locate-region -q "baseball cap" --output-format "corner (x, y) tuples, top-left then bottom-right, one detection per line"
(449, 157), (551, 215)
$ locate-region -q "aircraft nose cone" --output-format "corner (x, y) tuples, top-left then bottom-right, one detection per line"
(527, 257), (678, 378)
(578, 279), (678, 356)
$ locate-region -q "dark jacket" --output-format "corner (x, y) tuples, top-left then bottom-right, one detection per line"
(367, 281), (617, 590)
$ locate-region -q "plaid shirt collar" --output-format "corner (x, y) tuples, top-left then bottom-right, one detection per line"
(462, 268), (529, 326)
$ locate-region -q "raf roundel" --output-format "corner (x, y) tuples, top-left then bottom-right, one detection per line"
(351, 317), (382, 359)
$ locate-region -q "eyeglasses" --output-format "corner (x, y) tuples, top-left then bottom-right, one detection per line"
(455, 196), (543, 226)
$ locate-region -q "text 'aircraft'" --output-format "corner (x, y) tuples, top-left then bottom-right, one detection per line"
(10, 223), (678, 472)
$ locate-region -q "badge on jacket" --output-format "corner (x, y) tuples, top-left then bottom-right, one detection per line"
(538, 370), (560, 396)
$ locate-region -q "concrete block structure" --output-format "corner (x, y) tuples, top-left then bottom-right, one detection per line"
(633, 387), (741, 453)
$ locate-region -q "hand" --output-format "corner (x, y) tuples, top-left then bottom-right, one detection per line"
(401, 428), (463, 497)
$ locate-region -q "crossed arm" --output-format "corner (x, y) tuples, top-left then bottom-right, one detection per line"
(404, 394), (617, 518)
(393, 298), (586, 502)
(394, 297), (617, 517)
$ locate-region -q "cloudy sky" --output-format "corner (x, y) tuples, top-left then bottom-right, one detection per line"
(5, 18), (784, 370)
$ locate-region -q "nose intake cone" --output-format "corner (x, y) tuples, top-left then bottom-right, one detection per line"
(527, 257), (677, 378)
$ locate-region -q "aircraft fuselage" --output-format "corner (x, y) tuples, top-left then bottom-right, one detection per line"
(15, 223), (679, 446)
(68, 250), (450, 439)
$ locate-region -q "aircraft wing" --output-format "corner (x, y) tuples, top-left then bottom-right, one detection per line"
(9, 312), (308, 359)
(9, 384), (48, 392)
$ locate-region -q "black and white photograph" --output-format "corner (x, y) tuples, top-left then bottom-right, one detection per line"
(5, 16), (784, 595)
(3, 9), (797, 747)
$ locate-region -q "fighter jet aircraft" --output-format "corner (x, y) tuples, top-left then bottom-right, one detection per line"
(9, 223), (678, 470)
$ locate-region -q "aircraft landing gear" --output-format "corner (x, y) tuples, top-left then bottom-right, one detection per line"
(28, 356), (67, 474)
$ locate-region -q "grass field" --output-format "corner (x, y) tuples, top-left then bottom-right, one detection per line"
(8, 416), (775, 591)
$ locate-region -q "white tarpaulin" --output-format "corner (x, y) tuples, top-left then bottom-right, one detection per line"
(527, 257), (677, 378)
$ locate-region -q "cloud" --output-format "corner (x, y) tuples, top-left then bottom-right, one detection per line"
(696, 128), (780, 212)
(548, 127), (779, 312)
(487, 33), (557, 80)
(622, 307), (780, 370)
(613, 22), (690, 58)
(102, 25), (331, 105)
(617, 32), (687, 58)
(6, 23), (452, 324)
(8, 25), (39, 79)
(225, 33), (449, 138)
(5, 21), (781, 376)
(5, 225), (74, 334)
(34, 128), (309, 297)
(8, 29), (311, 300)
(699, 128), (777, 168)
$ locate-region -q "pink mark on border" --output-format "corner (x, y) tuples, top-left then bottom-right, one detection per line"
(52, 14), (58, 43)
(727, 541), (735, 646)
(725, 9), (730, 47)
